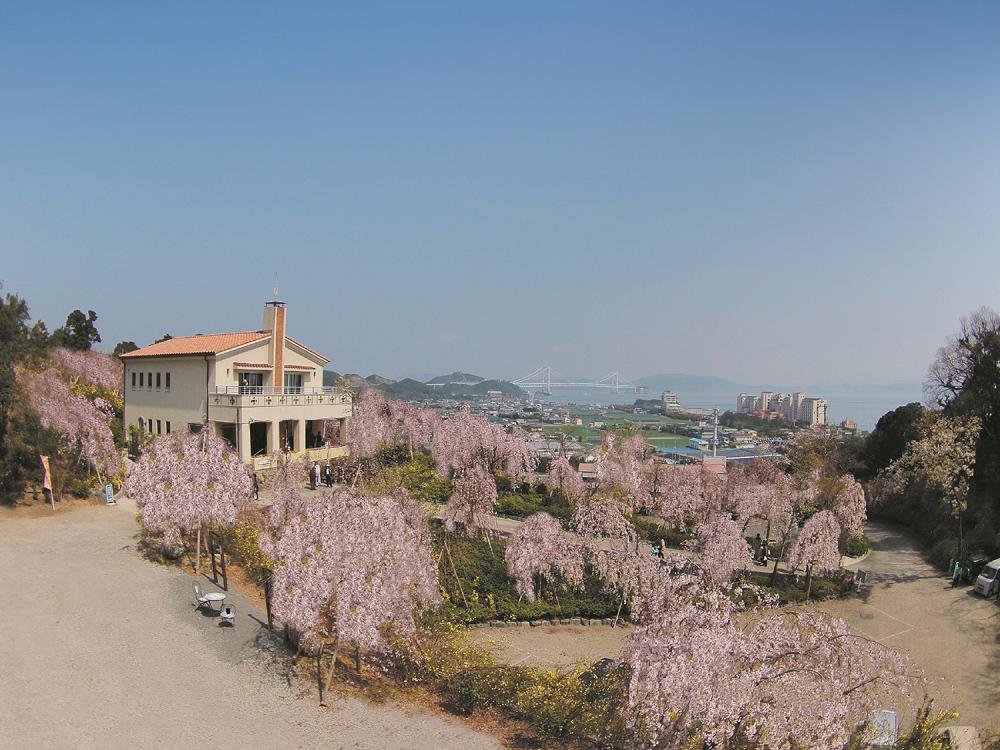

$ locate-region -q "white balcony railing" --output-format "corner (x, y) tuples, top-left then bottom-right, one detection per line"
(214, 386), (348, 397)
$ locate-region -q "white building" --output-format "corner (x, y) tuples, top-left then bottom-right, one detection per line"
(798, 397), (828, 426)
(662, 390), (681, 412)
(121, 300), (352, 469)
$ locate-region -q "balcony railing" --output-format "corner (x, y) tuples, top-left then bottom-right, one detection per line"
(210, 386), (352, 409)
(214, 386), (348, 397)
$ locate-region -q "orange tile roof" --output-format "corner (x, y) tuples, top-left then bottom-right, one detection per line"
(121, 331), (269, 358)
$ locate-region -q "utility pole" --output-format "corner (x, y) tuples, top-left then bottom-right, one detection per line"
(713, 408), (719, 458)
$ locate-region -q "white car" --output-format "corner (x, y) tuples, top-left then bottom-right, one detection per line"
(973, 558), (1000, 597)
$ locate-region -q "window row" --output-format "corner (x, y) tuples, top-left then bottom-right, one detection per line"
(131, 370), (171, 391)
(138, 417), (171, 435)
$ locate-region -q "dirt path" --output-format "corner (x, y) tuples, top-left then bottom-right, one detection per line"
(0, 500), (499, 750)
(471, 624), (632, 669)
(814, 522), (1000, 732)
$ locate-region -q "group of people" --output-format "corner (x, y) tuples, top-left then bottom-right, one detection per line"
(308, 461), (334, 490)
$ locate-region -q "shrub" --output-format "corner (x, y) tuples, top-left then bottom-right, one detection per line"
(845, 533), (871, 558)
(495, 490), (573, 521)
(396, 622), (628, 743)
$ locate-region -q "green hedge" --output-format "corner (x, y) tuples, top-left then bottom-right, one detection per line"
(495, 490), (574, 522)
(845, 533), (871, 558)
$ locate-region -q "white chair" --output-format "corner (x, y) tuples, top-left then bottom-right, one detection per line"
(219, 605), (236, 627)
(193, 580), (226, 611)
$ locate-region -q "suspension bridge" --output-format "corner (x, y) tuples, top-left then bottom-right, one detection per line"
(512, 366), (648, 395)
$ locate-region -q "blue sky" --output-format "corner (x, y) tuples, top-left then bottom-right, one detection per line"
(3, 2), (1000, 385)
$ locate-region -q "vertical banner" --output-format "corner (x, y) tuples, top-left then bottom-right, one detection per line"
(40, 455), (54, 510)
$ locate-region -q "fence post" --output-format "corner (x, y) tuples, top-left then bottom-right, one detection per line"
(219, 542), (228, 591)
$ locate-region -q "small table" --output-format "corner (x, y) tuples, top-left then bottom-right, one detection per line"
(202, 592), (226, 610)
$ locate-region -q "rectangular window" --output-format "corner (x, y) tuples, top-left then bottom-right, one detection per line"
(284, 373), (303, 394)
(165, 372), (171, 390)
(156, 372), (161, 389)
(165, 421), (171, 434)
(139, 372), (144, 387)
(131, 372), (136, 389)
(147, 372), (153, 389)
(157, 419), (162, 434)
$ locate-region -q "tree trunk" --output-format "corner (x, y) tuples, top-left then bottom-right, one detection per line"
(324, 636), (341, 693)
(195, 523), (202, 574)
(805, 565), (813, 602)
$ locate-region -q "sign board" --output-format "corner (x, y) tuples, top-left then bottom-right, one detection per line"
(869, 710), (898, 746)
(105, 484), (116, 505)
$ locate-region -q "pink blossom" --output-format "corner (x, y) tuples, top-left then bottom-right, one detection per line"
(787, 510), (842, 575)
(504, 512), (585, 602)
(431, 406), (536, 480)
(442, 464), (499, 537)
(594, 433), (649, 510)
(20, 366), (120, 477)
(832, 474), (867, 537)
(686, 512), (754, 585)
(545, 456), (586, 501)
(50, 346), (122, 392)
(260, 487), (440, 654)
(125, 430), (254, 546)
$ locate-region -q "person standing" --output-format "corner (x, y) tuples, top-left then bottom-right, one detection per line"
(252, 472), (259, 501)
(310, 462), (319, 490)
(323, 463), (333, 487)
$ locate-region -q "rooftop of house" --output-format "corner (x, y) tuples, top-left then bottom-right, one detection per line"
(120, 330), (328, 362)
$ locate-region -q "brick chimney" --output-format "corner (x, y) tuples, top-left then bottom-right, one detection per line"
(263, 300), (286, 389)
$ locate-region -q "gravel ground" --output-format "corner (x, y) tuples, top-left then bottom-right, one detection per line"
(815, 522), (1000, 733)
(470, 624), (631, 669)
(0, 499), (500, 750)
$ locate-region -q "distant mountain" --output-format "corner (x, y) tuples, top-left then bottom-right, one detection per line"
(426, 371), (485, 385)
(323, 370), (340, 386)
(381, 377), (525, 400)
(365, 374), (395, 386)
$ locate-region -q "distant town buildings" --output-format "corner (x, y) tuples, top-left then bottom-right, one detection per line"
(661, 390), (681, 412)
(736, 390), (828, 426)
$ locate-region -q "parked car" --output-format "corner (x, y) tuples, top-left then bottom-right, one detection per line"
(973, 557), (1000, 597)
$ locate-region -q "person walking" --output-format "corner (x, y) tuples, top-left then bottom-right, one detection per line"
(310, 462), (319, 491)
(753, 533), (764, 564)
(252, 472), (259, 501)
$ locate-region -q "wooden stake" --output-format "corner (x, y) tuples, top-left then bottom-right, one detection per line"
(443, 537), (469, 609)
(195, 524), (202, 574)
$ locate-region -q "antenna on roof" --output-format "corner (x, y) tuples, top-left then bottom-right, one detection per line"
(266, 273), (285, 307)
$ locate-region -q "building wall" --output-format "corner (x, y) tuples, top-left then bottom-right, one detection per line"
(123, 356), (210, 436)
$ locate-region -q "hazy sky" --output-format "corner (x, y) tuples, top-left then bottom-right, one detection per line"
(3, 2), (1000, 385)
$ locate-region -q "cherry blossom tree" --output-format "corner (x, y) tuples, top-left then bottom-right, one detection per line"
(594, 433), (649, 510)
(49, 346), (122, 393)
(880, 414), (979, 558)
(787, 509), (842, 599)
(686, 512), (754, 586)
(430, 406), (536, 480)
(19, 365), (121, 479)
(504, 512), (585, 602)
(125, 429), (253, 548)
(345, 389), (394, 459)
(442, 464), (498, 537)
(545, 455), (586, 501)
(259, 486), (439, 679)
(623, 594), (913, 749)
(266, 453), (309, 531)
(831, 473), (867, 541)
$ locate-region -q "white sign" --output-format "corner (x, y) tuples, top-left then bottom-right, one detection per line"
(105, 484), (116, 505)
(869, 710), (898, 746)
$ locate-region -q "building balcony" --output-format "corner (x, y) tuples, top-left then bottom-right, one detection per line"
(210, 386), (352, 410)
(251, 445), (349, 472)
